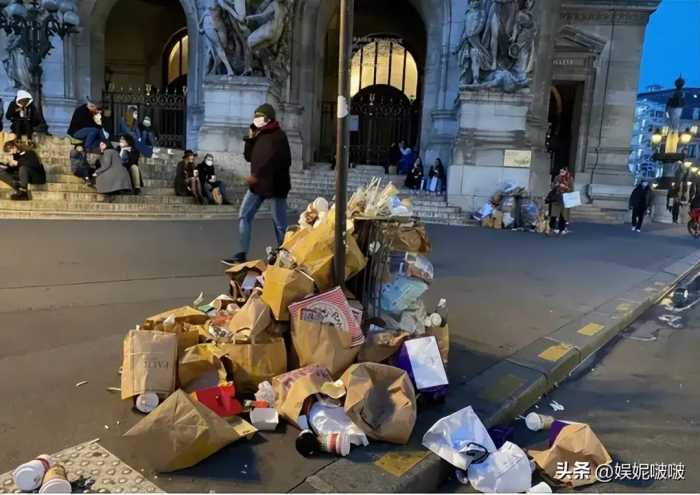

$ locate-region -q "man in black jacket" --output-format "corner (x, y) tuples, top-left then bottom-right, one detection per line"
(223, 103), (291, 264)
(0, 140), (46, 200)
(629, 180), (654, 232)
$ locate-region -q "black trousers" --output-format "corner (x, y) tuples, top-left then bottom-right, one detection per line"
(632, 206), (646, 230)
(0, 166), (44, 190)
(671, 200), (680, 223)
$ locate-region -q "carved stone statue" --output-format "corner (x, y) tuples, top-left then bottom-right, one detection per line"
(666, 76), (686, 132)
(245, 0), (290, 82)
(199, 0), (251, 76)
(455, 0), (537, 92)
(2, 29), (32, 90)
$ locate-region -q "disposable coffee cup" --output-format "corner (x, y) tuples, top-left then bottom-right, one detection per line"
(527, 481), (553, 493)
(429, 313), (442, 327)
(13, 454), (54, 491)
(525, 412), (555, 431)
(39, 465), (71, 493)
(319, 432), (351, 457)
(135, 392), (159, 413)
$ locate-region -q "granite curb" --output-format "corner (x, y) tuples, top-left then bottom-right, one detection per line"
(294, 251), (700, 493)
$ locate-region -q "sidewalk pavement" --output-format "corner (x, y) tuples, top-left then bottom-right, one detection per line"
(0, 219), (698, 492)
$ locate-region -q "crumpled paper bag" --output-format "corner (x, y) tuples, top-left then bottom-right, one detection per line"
(389, 223), (432, 253)
(178, 343), (231, 393)
(123, 389), (256, 472)
(272, 365), (333, 428)
(261, 266), (316, 321)
(143, 306), (209, 330)
(291, 318), (360, 379)
(221, 336), (287, 394)
(121, 330), (178, 400)
(227, 289), (272, 343)
(358, 330), (411, 363)
(341, 363), (417, 444)
(529, 423), (612, 487)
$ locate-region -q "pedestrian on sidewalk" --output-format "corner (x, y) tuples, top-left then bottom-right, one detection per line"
(628, 180), (653, 232)
(197, 153), (230, 205)
(667, 182), (682, 224)
(223, 103), (291, 264)
(546, 166), (573, 235)
(0, 139), (46, 201)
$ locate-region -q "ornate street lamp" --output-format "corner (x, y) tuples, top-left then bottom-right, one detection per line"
(0, 0), (80, 134)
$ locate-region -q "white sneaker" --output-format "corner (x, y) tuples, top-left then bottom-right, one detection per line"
(632, 227), (637, 231)
(553, 229), (560, 235)
(636, 228), (641, 232)
(560, 229), (569, 236)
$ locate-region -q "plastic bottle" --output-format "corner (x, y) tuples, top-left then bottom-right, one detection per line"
(436, 298), (448, 326)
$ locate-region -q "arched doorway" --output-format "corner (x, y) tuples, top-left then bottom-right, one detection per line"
(102, 0), (188, 148)
(316, 0), (426, 165)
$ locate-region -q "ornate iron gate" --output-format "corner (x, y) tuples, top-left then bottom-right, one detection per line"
(102, 84), (187, 149)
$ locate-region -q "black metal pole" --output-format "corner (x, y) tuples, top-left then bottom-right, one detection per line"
(334, 0), (354, 287)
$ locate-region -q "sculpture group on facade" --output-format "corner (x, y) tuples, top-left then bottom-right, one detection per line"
(455, 0), (537, 92)
(198, 0), (290, 86)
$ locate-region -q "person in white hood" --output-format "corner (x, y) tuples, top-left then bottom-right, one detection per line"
(5, 89), (41, 139)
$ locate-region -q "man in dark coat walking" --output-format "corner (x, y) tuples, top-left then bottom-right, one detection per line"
(223, 103), (291, 264)
(629, 180), (654, 232)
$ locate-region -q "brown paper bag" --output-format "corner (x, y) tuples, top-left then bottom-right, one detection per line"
(143, 306), (209, 330)
(284, 219), (367, 290)
(178, 343), (231, 393)
(121, 330), (178, 400)
(342, 363), (417, 444)
(261, 266), (316, 321)
(271, 365), (333, 428)
(227, 289), (272, 343)
(389, 224), (432, 253)
(529, 423), (612, 487)
(291, 318), (360, 379)
(221, 337), (287, 394)
(225, 260), (266, 285)
(359, 330), (411, 363)
(123, 389), (256, 472)
(425, 325), (449, 365)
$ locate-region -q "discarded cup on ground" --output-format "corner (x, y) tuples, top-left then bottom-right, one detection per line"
(250, 408), (279, 431)
(525, 412), (555, 431)
(39, 465), (71, 493)
(295, 429), (319, 457)
(13, 454), (54, 491)
(527, 481), (553, 493)
(318, 432), (351, 457)
(135, 392), (159, 414)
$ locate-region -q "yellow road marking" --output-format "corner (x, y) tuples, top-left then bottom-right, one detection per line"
(375, 451), (429, 477)
(578, 323), (605, 336)
(616, 303), (632, 312)
(538, 343), (573, 362)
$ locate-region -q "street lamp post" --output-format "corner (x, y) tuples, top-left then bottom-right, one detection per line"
(0, 0), (80, 134)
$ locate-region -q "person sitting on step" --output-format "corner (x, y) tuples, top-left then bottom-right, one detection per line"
(185, 154), (205, 205)
(0, 139), (46, 201)
(118, 134), (143, 195)
(67, 97), (109, 152)
(93, 138), (132, 197)
(5, 90), (42, 141)
(118, 106), (156, 158)
(175, 149), (196, 197)
(405, 157), (424, 191)
(70, 143), (94, 187)
(197, 153), (230, 205)
(427, 158), (447, 193)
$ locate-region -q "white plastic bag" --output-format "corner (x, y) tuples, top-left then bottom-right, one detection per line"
(422, 406), (497, 471)
(309, 402), (369, 447)
(467, 441), (531, 493)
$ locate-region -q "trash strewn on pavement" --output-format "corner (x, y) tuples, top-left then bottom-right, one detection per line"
(473, 181), (547, 233)
(95, 179), (454, 474)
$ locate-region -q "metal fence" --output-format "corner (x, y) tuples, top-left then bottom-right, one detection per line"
(102, 85), (187, 149)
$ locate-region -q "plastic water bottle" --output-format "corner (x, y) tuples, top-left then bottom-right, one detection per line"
(437, 298), (448, 327)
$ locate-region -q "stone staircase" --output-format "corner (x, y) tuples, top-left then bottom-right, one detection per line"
(570, 204), (628, 224)
(0, 137), (471, 225)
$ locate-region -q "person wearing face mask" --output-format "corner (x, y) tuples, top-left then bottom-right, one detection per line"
(175, 150), (196, 197)
(118, 106), (156, 158)
(0, 139), (46, 200)
(139, 116), (158, 155)
(628, 180), (654, 232)
(93, 138), (133, 196)
(67, 97), (109, 152)
(6, 90), (42, 140)
(118, 134), (143, 195)
(222, 103), (291, 264)
(197, 153), (229, 205)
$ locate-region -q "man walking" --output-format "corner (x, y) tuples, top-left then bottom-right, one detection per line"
(223, 103), (291, 264)
(629, 180), (653, 232)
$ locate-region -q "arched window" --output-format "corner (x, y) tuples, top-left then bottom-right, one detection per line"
(164, 29), (188, 87)
(350, 39), (418, 100)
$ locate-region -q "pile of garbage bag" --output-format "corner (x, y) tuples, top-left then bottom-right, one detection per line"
(105, 179), (451, 473)
(473, 181), (547, 232)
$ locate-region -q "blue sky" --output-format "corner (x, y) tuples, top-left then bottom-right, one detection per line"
(638, 0), (700, 91)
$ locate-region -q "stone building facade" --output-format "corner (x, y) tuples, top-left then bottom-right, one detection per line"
(0, 0), (660, 211)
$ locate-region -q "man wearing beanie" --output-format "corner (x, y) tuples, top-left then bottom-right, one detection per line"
(223, 103), (291, 264)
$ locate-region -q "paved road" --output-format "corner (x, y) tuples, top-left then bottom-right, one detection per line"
(441, 269), (700, 493)
(0, 219), (696, 492)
